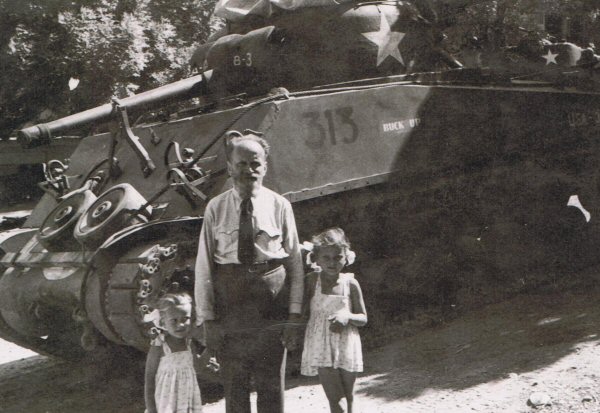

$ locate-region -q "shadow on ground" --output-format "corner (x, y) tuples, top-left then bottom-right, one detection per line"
(354, 290), (600, 402)
(0, 352), (223, 413)
(0, 355), (145, 413)
(1, 290), (599, 412)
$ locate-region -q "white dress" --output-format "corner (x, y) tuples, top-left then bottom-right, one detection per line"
(301, 272), (363, 376)
(154, 336), (203, 413)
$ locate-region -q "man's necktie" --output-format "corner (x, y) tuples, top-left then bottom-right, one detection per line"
(238, 198), (255, 264)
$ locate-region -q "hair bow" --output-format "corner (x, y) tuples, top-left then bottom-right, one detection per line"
(346, 249), (356, 265)
(301, 241), (320, 270)
(143, 308), (161, 327)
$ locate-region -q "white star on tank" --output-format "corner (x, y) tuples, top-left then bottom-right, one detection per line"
(542, 49), (559, 65)
(362, 13), (405, 66)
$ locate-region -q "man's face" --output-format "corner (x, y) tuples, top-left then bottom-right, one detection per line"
(228, 139), (267, 197)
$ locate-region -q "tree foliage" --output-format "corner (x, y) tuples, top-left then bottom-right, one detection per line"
(0, 0), (216, 139)
(440, 0), (600, 55)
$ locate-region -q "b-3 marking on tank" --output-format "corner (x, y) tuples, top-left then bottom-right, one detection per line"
(381, 118), (420, 133)
(233, 53), (252, 66)
(302, 107), (358, 148)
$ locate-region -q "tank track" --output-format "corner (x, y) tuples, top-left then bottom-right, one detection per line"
(0, 305), (86, 360)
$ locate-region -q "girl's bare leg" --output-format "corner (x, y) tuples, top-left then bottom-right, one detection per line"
(339, 369), (357, 413)
(318, 367), (345, 413)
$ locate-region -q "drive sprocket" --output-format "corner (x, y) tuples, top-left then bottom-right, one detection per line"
(92, 241), (197, 352)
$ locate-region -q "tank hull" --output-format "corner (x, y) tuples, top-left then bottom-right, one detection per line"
(2, 80), (600, 356)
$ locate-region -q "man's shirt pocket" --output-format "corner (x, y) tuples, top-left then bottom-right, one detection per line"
(215, 225), (238, 258)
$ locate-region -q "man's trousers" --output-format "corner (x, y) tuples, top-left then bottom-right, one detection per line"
(221, 328), (285, 413)
(214, 263), (288, 413)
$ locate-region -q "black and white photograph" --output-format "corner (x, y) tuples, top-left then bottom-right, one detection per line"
(1, 0), (600, 412)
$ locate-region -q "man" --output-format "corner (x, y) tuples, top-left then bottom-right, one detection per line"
(195, 129), (304, 413)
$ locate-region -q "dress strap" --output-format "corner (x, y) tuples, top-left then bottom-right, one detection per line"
(315, 273), (322, 295)
(340, 273), (354, 296)
(162, 339), (172, 354)
(150, 331), (165, 347)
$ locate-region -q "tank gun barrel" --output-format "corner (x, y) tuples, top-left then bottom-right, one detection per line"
(17, 71), (213, 149)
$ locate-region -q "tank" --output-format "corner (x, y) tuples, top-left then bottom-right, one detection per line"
(2, 1), (600, 363)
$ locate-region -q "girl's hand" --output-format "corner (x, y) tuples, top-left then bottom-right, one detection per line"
(328, 309), (351, 326)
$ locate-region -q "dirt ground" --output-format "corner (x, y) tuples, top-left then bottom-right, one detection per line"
(1, 290), (599, 413)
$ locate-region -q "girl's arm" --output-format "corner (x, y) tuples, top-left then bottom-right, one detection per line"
(328, 278), (367, 327)
(144, 345), (162, 413)
(348, 279), (367, 327)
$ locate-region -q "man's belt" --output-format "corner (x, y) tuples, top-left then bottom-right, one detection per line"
(213, 260), (288, 321)
(216, 260), (283, 275)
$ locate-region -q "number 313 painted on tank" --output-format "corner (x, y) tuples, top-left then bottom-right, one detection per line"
(302, 107), (359, 148)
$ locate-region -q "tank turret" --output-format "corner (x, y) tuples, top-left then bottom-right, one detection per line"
(192, 2), (461, 96)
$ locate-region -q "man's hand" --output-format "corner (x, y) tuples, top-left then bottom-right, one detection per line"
(190, 324), (205, 345)
(203, 320), (224, 352)
(282, 313), (302, 352)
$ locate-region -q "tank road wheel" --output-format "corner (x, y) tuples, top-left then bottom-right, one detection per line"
(74, 183), (152, 249)
(38, 190), (97, 251)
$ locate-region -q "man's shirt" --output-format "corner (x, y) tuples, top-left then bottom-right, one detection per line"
(194, 186), (304, 323)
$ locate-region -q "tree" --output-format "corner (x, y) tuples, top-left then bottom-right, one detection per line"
(0, 0), (216, 139)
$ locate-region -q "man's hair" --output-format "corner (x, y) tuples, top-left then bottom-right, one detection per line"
(224, 129), (270, 161)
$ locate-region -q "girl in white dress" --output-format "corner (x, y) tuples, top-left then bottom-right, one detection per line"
(301, 228), (367, 413)
(144, 292), (202, 413)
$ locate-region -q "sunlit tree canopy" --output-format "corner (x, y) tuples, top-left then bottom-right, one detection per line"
(0, 0), (217, 139)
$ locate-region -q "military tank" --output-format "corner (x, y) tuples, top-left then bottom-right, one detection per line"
(2, 0), (600, 361)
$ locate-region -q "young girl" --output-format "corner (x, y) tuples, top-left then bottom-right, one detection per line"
(145, 292), (202, 413)
(301, 228), (367, 413)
